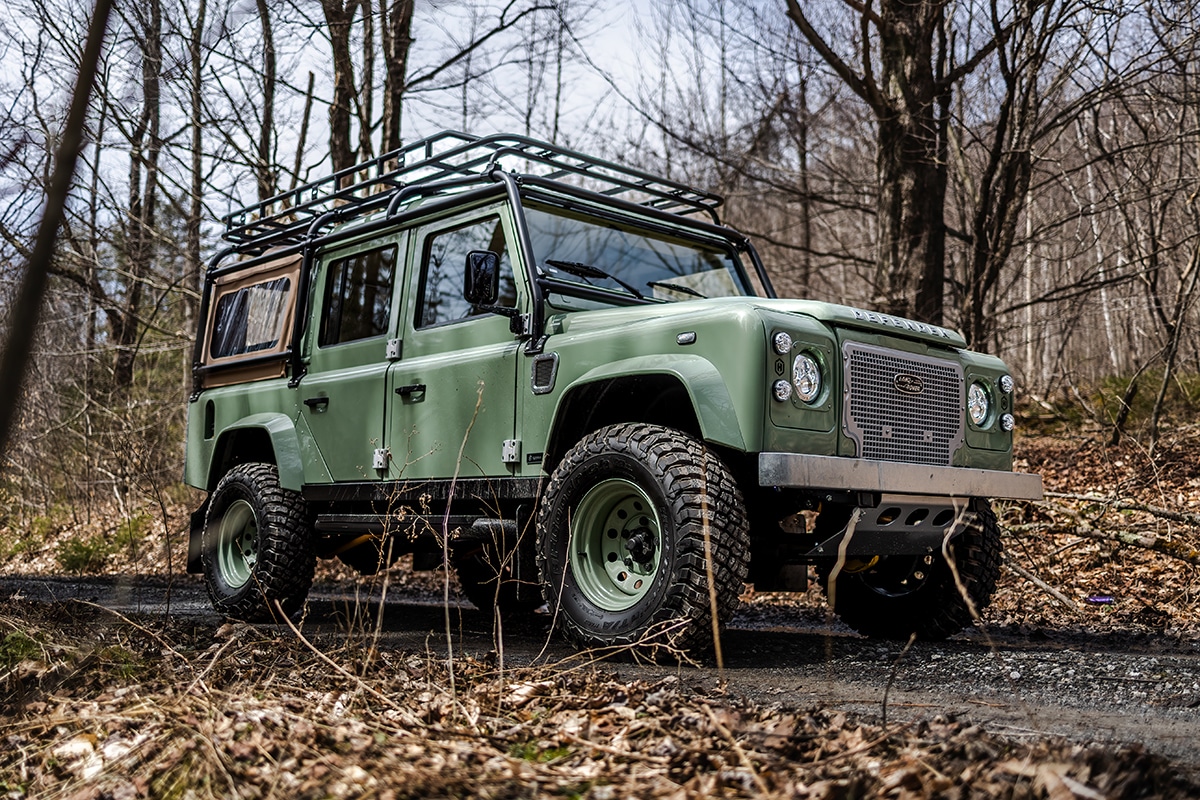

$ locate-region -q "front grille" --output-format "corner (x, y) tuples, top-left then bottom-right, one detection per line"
(843, 342), (964, 466)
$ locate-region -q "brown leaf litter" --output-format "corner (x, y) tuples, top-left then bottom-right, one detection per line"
(1, 601), (1193, 799)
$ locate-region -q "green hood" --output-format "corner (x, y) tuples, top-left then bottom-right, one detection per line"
(549, 296), (967, 349)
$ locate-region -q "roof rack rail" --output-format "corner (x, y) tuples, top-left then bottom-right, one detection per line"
(221, 131), (723, 247)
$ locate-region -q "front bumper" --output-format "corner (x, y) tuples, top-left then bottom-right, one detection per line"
(758, 452), (1043, 501)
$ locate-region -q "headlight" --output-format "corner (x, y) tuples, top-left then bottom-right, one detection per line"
(792, 353), (822, 403)
(967, 382), (990, 425)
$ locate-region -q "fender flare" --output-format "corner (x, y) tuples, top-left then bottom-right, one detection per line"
(553, 354), (747, 451)
(214, 413), (308, 491)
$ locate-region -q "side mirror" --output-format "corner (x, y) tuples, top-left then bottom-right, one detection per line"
(463, 250), (500, 306)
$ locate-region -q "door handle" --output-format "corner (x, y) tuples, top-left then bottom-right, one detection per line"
(395, 383), (426, 397)
(304, 396), (330, 409)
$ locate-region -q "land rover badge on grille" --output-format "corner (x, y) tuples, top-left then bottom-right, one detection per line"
(894, 373), (924, 395)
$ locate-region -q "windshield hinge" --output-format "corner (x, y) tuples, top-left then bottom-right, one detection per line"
(524, 334), (549, 356)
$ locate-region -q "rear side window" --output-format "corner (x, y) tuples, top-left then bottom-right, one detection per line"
(320, 244), (398, 346)
(199, 253), (301, 389)
(210, 276), (292, 359)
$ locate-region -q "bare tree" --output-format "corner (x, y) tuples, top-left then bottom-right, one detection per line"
(0, 0), (114, 460)
(1089, 4), (1200, 448)
(953, 1), (1095, 349)
(379, 0), (414, 153)
(255, 0), (277, 200)
(786, 0), (968, 322)
(320, 0), (359, 174)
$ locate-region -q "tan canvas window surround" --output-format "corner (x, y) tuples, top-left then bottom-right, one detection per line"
(200, 253), (301, 388)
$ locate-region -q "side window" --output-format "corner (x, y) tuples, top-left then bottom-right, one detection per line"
(418, 216), (515, 328)
(211, 276), (292, 359)
(319, 244), (397, 346)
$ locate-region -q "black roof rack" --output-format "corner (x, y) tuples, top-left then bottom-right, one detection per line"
(221, 131), (724, 247)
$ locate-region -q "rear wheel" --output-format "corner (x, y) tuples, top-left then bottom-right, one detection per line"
(202, 463), (314, 620)
(820, 500), (1002, 640)
(537, 423), (750, 653)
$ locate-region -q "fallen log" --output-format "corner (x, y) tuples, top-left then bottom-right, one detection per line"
(1062, 524), (1200, 566)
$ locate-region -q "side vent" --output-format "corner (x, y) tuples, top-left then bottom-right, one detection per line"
(204, 400), (215, 439)
(531, 353), (559, 395)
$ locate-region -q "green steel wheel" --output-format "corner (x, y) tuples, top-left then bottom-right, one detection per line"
(214, 499), (258, 589)
(537, 423), (750, 654)
(202, 463), (315, 621)
(570, 478), (663, 612)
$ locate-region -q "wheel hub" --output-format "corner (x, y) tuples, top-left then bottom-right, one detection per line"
(625, 527), (656, 565)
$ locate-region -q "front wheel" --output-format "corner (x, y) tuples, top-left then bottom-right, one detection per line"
(820, 499), (1002, 640)
(202, 463), (315, 620)
(536, 423), (750, 653)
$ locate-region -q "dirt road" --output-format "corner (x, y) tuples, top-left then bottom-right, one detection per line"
(4, 573), (1198, 777)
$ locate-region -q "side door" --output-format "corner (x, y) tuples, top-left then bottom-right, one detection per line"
(299, 234), (404, 481)
(386, 207), (522, 480)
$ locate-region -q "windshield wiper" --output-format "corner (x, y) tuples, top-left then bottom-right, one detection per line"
(544, 259), (644, 300)
(646, 280), (706, 299)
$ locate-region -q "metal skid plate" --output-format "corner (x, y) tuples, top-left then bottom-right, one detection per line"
(805, 497), (973, 558)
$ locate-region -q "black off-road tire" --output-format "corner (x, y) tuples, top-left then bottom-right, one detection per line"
(536, 423), (750, 653)
(821, 500), (1002, 640)
(202, 462), (315, 621)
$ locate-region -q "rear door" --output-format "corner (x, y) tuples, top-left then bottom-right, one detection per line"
(299, 233), (405, 481)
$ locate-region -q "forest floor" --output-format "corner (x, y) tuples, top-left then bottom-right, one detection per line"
(1, 426), (1199, 798)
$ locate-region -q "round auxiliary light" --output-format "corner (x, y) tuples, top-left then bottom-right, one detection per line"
(999, 374), (1014, 394)
(792, 353), (822, 403)
(772, 379), (793, 402)
(1000, 413), (1016, 432)
(968, 382), (990, 426)
(772, 331), (793, 355)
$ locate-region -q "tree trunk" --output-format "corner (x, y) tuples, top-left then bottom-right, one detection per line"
(358, 0), (375, 163)
(874, 0), (947, 323)
(115, 0), (162, 393)
(255, 0), (276, 201)
(322, 0), (359, 176)
(186, 0), (206, 327)
(380, 0), (414, 154)
(788, 0), (950, 325)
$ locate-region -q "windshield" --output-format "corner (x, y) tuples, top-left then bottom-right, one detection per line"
(523, 205), (752, 305)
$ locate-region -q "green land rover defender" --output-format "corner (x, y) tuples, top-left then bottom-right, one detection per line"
(185, 131), (1042, 650)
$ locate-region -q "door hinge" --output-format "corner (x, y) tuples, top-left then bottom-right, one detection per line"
(386, 339), (402, 361)
(372, 448), (390, 470)
(501, 439), (521, 464)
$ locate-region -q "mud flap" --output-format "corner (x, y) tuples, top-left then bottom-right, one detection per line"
(187, 498), (210, 573)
